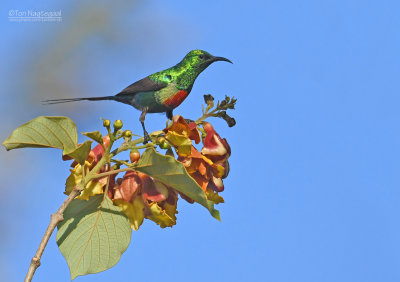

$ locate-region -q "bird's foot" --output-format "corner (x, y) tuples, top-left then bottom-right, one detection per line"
(143, 131), (151, 144)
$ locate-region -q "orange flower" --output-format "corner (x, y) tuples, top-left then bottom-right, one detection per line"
(178, 146), (224, 190)
(140, 173), (169, 202)
(163, 115), (201, 156)
(111, 171), (141, 202)
(164, 115), (201, 144)
(177, 122), (231, 201)
(110, 172), (169, 204)
(110, 171), (178, 230)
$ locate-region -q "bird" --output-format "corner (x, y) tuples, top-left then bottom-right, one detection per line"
(43, 49), (232, 143)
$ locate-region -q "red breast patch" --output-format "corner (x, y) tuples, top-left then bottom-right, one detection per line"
(163, 90), (189, 108)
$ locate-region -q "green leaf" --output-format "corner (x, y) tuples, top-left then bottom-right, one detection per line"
(2, 116), (77, 155)
(56, 195), (131, 280)
(65, 140), (92, 165)
(134, 148), (220, 220)
(82, 131), (103, 144)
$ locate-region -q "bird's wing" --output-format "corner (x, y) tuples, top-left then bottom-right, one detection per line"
(116, 76), (167, 96)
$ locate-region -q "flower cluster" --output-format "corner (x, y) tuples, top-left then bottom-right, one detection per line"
(109, 170), (178, 230)
(164, 117), (231, 204)
(64, 115), (231, 230)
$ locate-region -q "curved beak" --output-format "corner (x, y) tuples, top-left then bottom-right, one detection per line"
(212, 56), (233, 64)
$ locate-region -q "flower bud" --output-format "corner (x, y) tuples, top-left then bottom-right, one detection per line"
(113, 120), (123, 131)
(160, 139), (171, 149)
(112, 164), (121, 170)
(130, 149), (140, 163)
(123, 130), (132, 138)
(203, 94), (214, 108)
(157, 136), (166, 145)
(103, 119), (110, 128)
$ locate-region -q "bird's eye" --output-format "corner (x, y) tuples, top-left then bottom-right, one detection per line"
(198, 54), (204, 59)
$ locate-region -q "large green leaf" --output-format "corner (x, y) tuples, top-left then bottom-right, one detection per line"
(56, 195), (131, 280)
(2, 116), (78, 154)
(134, 148), (220, 220)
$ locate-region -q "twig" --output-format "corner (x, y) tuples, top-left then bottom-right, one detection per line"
(24, 186), (82, 282)
(91, 167), (133, 180)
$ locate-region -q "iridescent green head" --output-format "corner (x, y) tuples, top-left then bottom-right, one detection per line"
(179, 50), (232, 72)
(166, 50), (232, 90)
(150, 50), (232, 90)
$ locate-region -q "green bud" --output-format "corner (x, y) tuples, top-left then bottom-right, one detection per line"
(160, 139), (171, 149)
(103, 119), (110, 128)
(123, 130), (132, 138)
(112, 164), (121, 170)
(113, 120), (123, 130)
(157, 136), (166, 145)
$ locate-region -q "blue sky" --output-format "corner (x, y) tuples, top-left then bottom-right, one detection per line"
(1, 0), (400, 281)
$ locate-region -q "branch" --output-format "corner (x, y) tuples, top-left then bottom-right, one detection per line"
(196, 95), (236, 127)
(24, 186), (82, 282)
(91, 167), (133, 180)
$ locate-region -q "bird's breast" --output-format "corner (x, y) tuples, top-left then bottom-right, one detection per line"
(132, 83), (190, 113)
(154, 83), (190, 109)
(162, 89), (189, 108)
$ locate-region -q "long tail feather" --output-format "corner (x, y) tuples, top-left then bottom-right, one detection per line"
(42, 96), (115, 105)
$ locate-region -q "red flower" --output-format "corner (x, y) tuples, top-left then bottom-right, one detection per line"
(201, 122), (231, 163)
(176, 122), (231, 198)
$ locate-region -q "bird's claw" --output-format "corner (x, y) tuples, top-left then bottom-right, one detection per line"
(143, 131), (151, 144)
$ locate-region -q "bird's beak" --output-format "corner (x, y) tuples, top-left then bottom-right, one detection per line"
(212, 56), (233, 64)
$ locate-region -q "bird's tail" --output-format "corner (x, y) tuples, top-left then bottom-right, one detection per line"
(42, 96), (116, 105)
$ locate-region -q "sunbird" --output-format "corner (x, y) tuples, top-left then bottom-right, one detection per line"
(44, 50), (232, 143)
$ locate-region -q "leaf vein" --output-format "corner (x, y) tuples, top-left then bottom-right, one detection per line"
(25, 126), (54, 144)
(74, 208), (101, 274)
(36, 120), (65, 148)
(57, 121), (76, 147)
(99, 207), (111, 267)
